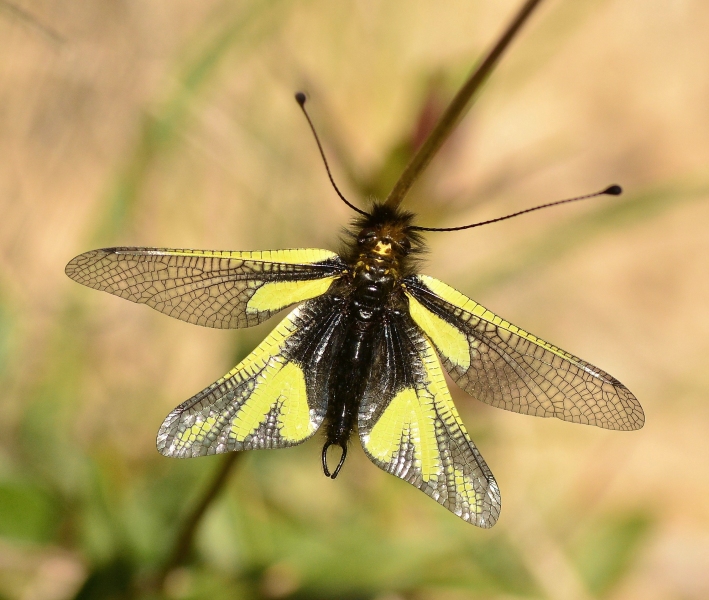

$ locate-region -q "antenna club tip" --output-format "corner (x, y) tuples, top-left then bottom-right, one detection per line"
(603, 184), (623, 196)
(295, 91), (306, 106)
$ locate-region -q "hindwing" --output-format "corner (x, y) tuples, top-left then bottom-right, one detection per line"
(157, 295), (345, 457)
(404, 275), (645, 431)
(358, 312), (501, 527)
(66, 247), (345, 328)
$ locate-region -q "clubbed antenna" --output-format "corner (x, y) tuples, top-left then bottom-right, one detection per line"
(295, 92), (368, 217)
(409, 185), (623, 232)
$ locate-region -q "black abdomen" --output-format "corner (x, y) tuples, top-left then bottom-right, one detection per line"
(321, 267), (393, 478)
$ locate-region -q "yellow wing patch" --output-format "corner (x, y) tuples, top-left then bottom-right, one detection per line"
(230, 361), (311, 442)
(367, 388), (440, 481)
(164, 304), (321, 457)
(177, 416), (218, 447)
(447, 464), (482, 515)
(417, 274), (577, 364)
(247, 277), (337, 313)
(406, 292), (471, 370)
(419, 337), (488, 517)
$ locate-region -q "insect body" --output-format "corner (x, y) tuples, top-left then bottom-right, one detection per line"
(65, 199), (644, 527)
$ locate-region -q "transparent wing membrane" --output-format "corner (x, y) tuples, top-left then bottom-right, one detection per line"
(65, 247), (345, 329)
(405, 275), (644, 431)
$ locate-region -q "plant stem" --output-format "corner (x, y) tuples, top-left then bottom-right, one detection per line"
(384, 0), (546, 209)
(154, 452), (242, 589)
(0, 0), (65, 44)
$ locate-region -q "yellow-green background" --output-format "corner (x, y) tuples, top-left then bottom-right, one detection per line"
(1, 1), (708, 599)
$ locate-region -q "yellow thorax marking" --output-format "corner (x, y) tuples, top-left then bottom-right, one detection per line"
(367, 388), (440, 481)
(373, 241), (392, 256)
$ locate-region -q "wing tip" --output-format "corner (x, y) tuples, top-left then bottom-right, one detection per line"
(475, 514), (499, 528)
(628, 409), (646, 431)
(64, 258), (77, 279)
(156, 446), (175, 458)
(473, 481), (502, 528)
(457, 503), (501, 528)
(65, 248), (117, 281)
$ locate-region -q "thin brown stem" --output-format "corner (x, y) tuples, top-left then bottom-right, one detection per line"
(0, 0), (65, 44)
(384, 0), (546, 209)
(153, 452), (242, 590)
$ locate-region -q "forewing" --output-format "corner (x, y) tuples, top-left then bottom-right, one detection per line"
(358, 312), (501, 528)
(158, 294), (345, 457)
(405, 275), (644, 431)
(66, 247), (345, 328)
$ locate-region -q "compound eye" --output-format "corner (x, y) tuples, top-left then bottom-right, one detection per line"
(358, 229), (377, 245)
(400, 238), (412, 255)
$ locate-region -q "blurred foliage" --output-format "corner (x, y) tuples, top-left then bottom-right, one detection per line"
(571, 511), (652, 596)
(0, 480), (61, 543)
(2, 0), (709, 599)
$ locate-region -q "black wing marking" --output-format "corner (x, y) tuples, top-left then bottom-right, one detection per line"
(65, 247), (346, 328)
(157, 294), (346, 457)
(358, 310), (501, 527)
(405, 275), (644, 431)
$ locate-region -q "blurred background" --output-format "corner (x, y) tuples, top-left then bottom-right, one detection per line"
(1, 0), (708, 598)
